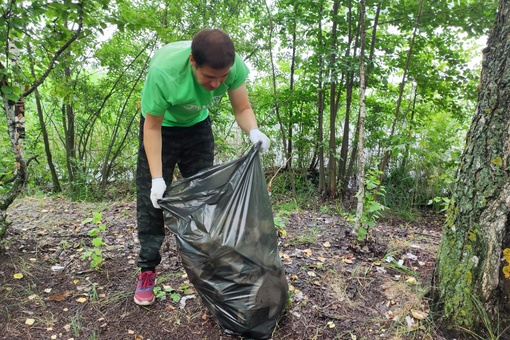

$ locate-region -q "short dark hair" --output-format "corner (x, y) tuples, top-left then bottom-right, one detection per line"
(191, 29), (235, 69)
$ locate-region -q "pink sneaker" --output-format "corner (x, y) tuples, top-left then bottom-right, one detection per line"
(134, 270), (157, 306)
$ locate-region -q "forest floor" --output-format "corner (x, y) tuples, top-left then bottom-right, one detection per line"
(0, 195), (465, 340)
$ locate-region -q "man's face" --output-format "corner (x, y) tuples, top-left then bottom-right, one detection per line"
(190, 55), (230, 91)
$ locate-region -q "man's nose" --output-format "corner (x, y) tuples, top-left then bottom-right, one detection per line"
(210, 80), (221, 89)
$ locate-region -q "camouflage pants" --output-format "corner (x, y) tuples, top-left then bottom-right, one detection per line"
(136, 116), (214, 269)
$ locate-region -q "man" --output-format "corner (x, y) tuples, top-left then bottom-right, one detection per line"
(134, 28), (270, 305)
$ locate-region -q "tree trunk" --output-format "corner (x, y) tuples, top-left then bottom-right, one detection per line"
(355, 0), (367, 238)
(342, 0), (381, 196)
(327, 0), (340, 198)
(317, 0), (326, 194)
(435, 0), (510, 330)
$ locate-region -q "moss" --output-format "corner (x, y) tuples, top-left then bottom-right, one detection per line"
(466, 271), (472, 283)
(491, 156), (502, 167)
(468, 232), (476, 242)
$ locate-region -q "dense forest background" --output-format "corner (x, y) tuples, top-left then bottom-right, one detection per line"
(0, 0), (498, 215)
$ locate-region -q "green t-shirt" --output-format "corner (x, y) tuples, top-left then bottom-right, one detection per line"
(141, 41), (249, 127)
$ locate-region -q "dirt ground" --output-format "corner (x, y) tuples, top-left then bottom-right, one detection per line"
(1, 196), (448, 340)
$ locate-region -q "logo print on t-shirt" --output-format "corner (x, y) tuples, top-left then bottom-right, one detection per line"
(182, 96), (223, 111)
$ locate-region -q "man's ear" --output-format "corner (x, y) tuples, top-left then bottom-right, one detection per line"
(189, 54), (196, 67)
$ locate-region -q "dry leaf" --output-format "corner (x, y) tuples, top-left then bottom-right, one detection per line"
(280, 252), (290, 261)
(406, 277), (417, 285)
(50, 294), (66, 301)
(307, 271), (317, 277)
(302, 249), (312, 257)
(411, 309), (428, 320)
(327, 321), (335, 328)
(323, 241), (331, 248)
(13, 273), (23, 279)
(76, 297), (87, 303)
(25, 318), (35, 325)
(317, 256), (326, 263)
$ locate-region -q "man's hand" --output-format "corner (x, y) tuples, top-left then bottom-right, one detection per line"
(249, 128), (270, 153)
(150, 177), (166, 209)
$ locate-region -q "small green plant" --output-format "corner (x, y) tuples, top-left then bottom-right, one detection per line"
(152, 277), (191, 303)
(427, 196), (450, 212)
(81, 212), (107, 270)
(349, 167), (388, 241)
(274, 211), (289, 237)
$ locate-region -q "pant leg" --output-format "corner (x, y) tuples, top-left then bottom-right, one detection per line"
(177, 117), (214, 177)
(136, 116), (214, 269)
(136, 117), (178, 269)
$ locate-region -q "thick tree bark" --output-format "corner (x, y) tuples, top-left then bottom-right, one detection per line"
(435, 0), (510, 329)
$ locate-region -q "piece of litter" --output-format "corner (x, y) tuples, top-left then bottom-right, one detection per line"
(179, 294), (196, 309)
(406, 253), (418, 261)
(375, 266), (387, 274)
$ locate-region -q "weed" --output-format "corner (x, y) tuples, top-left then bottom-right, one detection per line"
(348, 167), (387, 241)
(287, 226), (320, 245)
(274, 211), (289, 237)
(80, 212), (107, 270)
(427, 196), (450, 212)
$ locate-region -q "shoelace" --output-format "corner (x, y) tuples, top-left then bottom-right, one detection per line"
(138, 272), (155, 290)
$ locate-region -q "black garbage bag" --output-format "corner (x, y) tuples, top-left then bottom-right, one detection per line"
(158, 144), (288, 340)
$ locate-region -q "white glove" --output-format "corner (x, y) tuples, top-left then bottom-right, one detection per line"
(249, 128), (270, 153)
(150, 177), (166, 209)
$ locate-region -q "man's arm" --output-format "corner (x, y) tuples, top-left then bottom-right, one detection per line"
(228, 82), (258, 133)
(143, 113), (165, 178)
(228, 82), (270, 153)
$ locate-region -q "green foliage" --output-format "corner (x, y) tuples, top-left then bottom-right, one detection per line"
(350, 168), (388, 241)
(153, 279), (191, 303)
(80, 212), (107, 270)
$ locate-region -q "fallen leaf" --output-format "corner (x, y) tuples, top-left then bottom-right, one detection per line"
(327, 321), (336, 328)
(13, 273), (23, 279)
(411, 309), (428, 320)
(317, 256), (326, 263)
(291, 275), (298, 281)
(28, 294), (37, 300)
(25, 318), (35, 325)
(44, 288), (52, 293)
(406, 277), (417, 285)
(76, 297), (87, 303)
(307, 271), (316, 277)
(323, 241), (331, 248)
(50, 294), (66, 301)
(302, 249), (312, 257)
